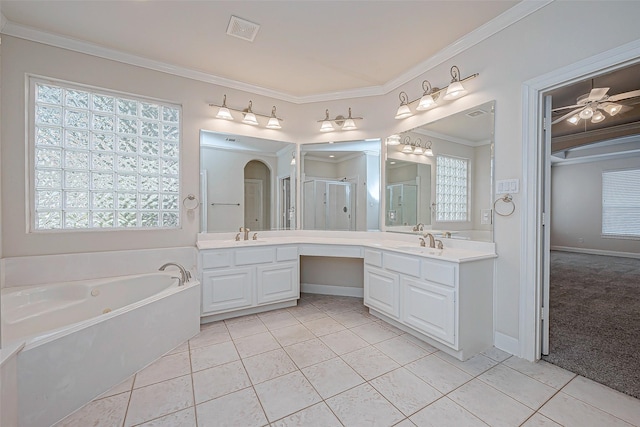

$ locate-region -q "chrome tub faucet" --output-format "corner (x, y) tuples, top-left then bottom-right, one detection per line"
(159, 262), (191, 285)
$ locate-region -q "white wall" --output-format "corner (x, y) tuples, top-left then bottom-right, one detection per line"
(551, 155), (640, 254)
(2, 1), (640, 354)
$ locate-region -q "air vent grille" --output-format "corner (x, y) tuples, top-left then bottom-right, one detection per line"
(226, 16), (260, 42)
(466, 109), (487, 118)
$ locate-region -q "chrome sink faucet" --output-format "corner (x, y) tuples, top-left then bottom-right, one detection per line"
(159, 262), (191, 285)
(423, 233), (436, 248)
(239, 227), (251, 241)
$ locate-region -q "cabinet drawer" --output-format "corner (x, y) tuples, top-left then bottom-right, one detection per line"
(201, 250), (232, 269)
(276, 246), (298, 262)
(364, 249), (382, 267)
(422, 260), (456, 287)
(384, 252), (420, 277)
(235, 247), (275, 266)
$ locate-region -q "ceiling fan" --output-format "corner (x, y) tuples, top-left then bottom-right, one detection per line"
(551, 87), (640, 125)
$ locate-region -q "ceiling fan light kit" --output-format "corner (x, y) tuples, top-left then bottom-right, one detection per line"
(552, 86), (640, 126)
(395, 65), (479, 120)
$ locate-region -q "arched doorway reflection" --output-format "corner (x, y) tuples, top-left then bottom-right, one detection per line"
(244, 160), (271, 231)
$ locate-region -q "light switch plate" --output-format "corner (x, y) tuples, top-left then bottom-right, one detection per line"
(496, 179), (519, 194)
(481, 209), (492, 225)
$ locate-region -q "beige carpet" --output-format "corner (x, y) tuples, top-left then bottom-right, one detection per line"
(542, 250), (640, 399)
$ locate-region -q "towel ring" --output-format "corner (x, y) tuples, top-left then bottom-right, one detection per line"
(183, 194), (200, 210)
(493, 194), (515, 217)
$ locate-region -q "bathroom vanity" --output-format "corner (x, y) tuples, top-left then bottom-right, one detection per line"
(197, 231), (495, 361)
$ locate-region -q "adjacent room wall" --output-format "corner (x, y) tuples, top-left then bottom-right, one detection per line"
(551, 155), (640, 255)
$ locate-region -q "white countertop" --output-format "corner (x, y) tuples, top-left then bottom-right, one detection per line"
(197, 231), (496, 263)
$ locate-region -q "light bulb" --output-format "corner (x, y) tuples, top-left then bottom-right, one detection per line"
(216, 107), (233, 120)
(424, 147), (434, 157)
(591, 111), (605, 123)
(242, 112), (259, 125)
(567, 114), (580, 125)
(395, 104), (412, 119)
(579, 107), (594, 120)
(266, 117), (281, 129)
(402, 144), (413, 153)
(342, 118), (357, 131)
(413, 146), (423, 154)
(386, 134), (401, 145)
(416, 94), (436, 111)
(443, 81), (467, 101)
(320, 120), (334, 132)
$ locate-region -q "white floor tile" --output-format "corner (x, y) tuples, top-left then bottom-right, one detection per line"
(375, 335), (432, 365)
(350, 321), (402, 344)
(448, 379), (535, 427)
(329, 310), (375, 328)
(271, 402), (342, 427)
(320, 329), (369, 355)
(480, 346), (512, 362)
(405, 354), (472, 394)
(196, 387), (268, 427)
(503, 357), (575, 389)
(166, 341), (189, 355)
(478, 364), (557, 410)
(134, 407), (196, 427)
(341, 345), (400, 381)
(258, 309), (300, 330)
(287, 304), (328, 322)
(434, 351), (498, 377)
(254, 370), (322, 422)
(234, 331), (281, 358)
(561, 376), (640, 426)
(540, 392), (634, 427)
(134, 352), (191, 389)
(284, 338), (337, 368)
(326, 383), (405, 427)
(188, 322), (231, 349)
(225, 316), (268, 339)
(369, 368), (442, 416)
(98, 375), (135, 399)
(409, 397), (486, 427)
(189, 340), (239, 372)
(192, 360), (251, 404)
(271, 323), (316, 347)
(393, 419), (417, 427)
(54, 392), (130, 427)
(302, 317), (346, 336)
(125, 376), (193, 427)
(521, 413), (563, 427)
(243, 348), (298, 384)
(301, 357), (365, 399)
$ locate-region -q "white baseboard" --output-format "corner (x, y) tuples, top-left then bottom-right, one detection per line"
(301, 283), (364, 298)
(494, 331), (519, 357)
(551, 246), (640, 260)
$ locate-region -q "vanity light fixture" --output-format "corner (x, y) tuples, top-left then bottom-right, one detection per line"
(386, 134), (401, 145)
(401, 136), (413, 153)
(413, 138), (424, 155)
(318, 108), (363, 132)
(215, 95), (234, 120)
(266, 106), (282, 129)
(424, 140), (434, 156)
(395, 92), (413, 119)
(209, 95), (284, 129)
(242, 101), (259, 125)
(416, 80), (438, 111)
(394, 65), (479, 119)
(443, 66), (469, 100)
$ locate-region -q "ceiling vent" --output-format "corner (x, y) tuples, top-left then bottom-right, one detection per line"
(466, 109), (487, 118)
(226, 16), (260, 42)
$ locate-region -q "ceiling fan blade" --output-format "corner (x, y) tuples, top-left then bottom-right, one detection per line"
(588, 87), (610, 100)
(608, 89), (640, 102)
(551, 107), (583, 125)
(552, 104), (581, 112)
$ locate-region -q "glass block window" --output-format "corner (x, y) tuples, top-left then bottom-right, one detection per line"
(602, 168), (640, 238)
(31, 78), (181, 231)
(435, 155), (469, 222)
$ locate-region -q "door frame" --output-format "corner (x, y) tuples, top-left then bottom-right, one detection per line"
(520, 39), (640, 361)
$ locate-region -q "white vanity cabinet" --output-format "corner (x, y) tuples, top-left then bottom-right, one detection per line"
(199, 245), (299, 321)
(364, 248), (493, 361)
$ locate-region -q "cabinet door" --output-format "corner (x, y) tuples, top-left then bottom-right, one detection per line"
(402, 278), (456, 345)
(364, 266), (400, 318)
(256, 262), (299, 305)
(201, 268), (254, 315)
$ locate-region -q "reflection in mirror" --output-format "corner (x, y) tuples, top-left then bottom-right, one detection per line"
(385, 101), (495, 242)
(199, 130), (296, 233)
(301, 139), (381, 231)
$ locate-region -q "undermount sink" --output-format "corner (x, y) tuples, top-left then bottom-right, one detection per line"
(395, 246), (443, 256)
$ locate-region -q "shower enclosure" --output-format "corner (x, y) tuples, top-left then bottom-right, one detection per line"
(385, 183), (418, 226)
(303, 179), (356, 230)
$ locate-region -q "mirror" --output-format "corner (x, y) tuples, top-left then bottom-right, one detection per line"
(199, 130), (296, 232)
(385, 101), (495, 242)
(300, 139), (381, 231)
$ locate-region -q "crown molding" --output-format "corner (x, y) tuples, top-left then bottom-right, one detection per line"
(0, 0), (552, 104)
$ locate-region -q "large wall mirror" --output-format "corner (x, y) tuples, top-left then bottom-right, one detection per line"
(385, 100), (495, 242)
(200, 130), (296, 232)
(300, 139), (381, 231)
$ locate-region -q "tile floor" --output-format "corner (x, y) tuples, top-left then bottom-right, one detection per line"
(55, 294), (640, 427)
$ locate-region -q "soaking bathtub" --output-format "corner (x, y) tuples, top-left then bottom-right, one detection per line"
(1, 272), (200, 427)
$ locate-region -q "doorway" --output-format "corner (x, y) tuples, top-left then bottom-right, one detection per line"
(244, 160), (271, 231)
(521, 40), (640, 394)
